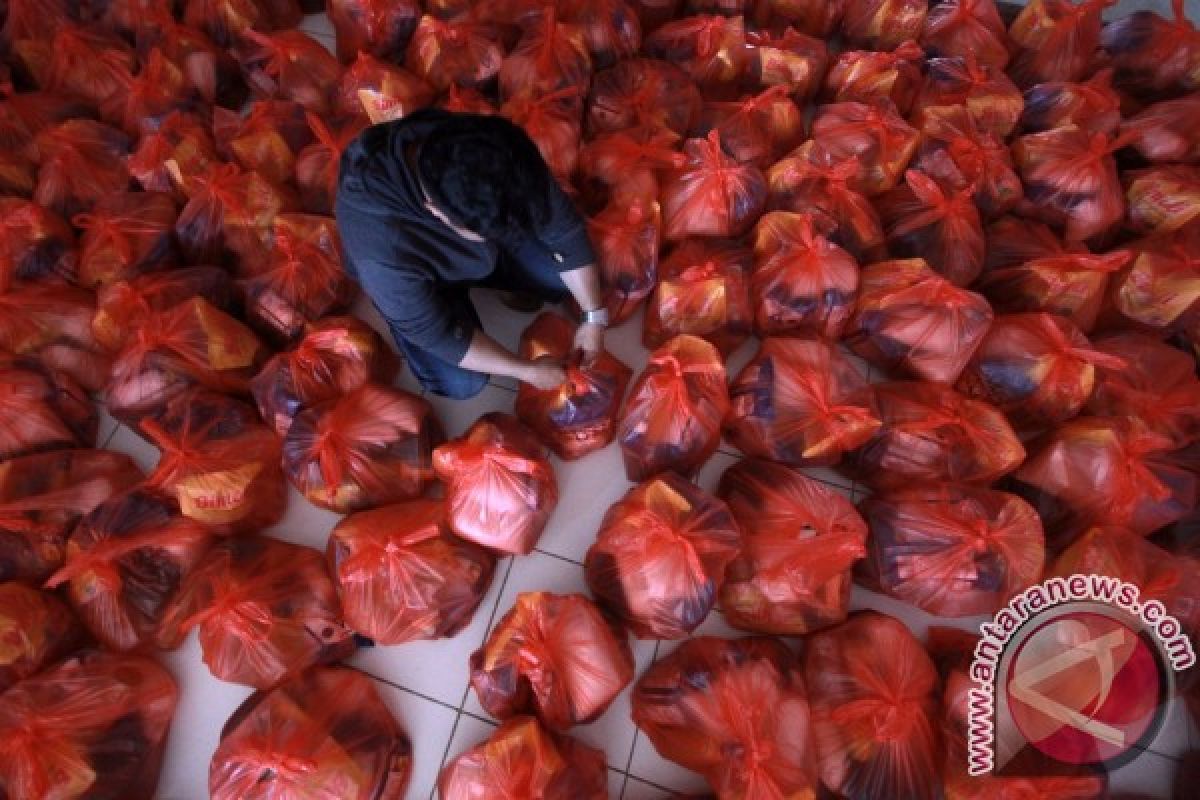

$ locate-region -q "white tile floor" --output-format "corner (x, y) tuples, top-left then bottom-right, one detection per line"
(130, 6), (1200, 799)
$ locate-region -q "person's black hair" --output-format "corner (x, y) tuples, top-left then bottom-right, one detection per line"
(417, 113), (554, 246)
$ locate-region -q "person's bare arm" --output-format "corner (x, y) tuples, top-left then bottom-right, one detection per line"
(458, 328), (564, 389)
(560, 263), (607, 363)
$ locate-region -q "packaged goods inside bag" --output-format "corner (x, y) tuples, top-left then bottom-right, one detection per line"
(841, 0), (927, 52)
(497, 8), (593, 99)
(1122, 93), (1200, 164)
(717, 458), (867, 634)
(661, 130), (768, 241)
(335, 52), (435, 123)
(823, 39), (923, 114)
(73, 191), (178, 289)
(585, 57), (701, 137)
(745, 26), (828, 102)
(501, 88), (585, 187)
(92, 266), (235, 354)
(210, 666), (412, 800)
(0, 356), (97, 461)
(328, 0), (420, 64)
(632, 636), (819, 798)
(584, 471), (741, 639)
(645, 237), (752, 354)
(877, 166), (984, 287)
(470, 591), (634, 730)
(1007, 0), (1112, 87)
(911, 54), (1023, 138)
(1124, 165), (1200, 235)
(1110, 225), (1200, 333)
(234, 29), (341, 114)
(0, 197), (77, 290)
(915, 105), (1022, 220)
(588, 196), (662, 323)
(919, 0), (1011, 68)
(1099, 0), (1200, 96)
(406, 13), (504, 91)
(127, 112), (221, 201)
(642, 13), (750, 98)
(296, 113), (369, 214)
(1019, 68), (1122, 135)
(515, 312), (631, 460)
(157, 536), (355, 688)
(694, 86), (805, 169)
(433, 412), (558, 555)
(0, 283), (111, 391)
(811, 100), (919, 195)
(0, 448), (142, 584)
(327, 499), (496, 645)
(31, 118), (131, 221)
(212, 100), (314, 188)
(751, 0), (842, 38)
(0, 582), (83, 692)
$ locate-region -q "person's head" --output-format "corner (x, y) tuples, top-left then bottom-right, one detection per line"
(416, 114), (554, 246)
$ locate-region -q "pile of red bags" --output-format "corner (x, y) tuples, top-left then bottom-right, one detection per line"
(92, 266), (236, 353)
(433, 412), (559, 555)
(661, 130), (767, 240)
(210, 666), (412, 800)
(471, 591), (634, 729)
(585, 472), (741, 639)
(0, 582), (82, 692)
(1086, 332), (1200, 447)
(327, 499), (496, 644)
(158, 536), (355, 688)
(912, 54), (1022, 138)
(632, 636), (818, 798)
(644, 237), (752, 353)
(515, 312), (631, 460)
(73, 191), (177, 289)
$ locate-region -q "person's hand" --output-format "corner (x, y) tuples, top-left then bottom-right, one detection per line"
(521, 355), (567, 390)
(573, 322), (605, 367)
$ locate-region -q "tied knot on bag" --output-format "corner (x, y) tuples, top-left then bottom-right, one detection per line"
(1116, 430), (1176, 506)
(1035, 317), (1127, 372)
(830, 684), (925, 743)
(235, 740), (319, 784)
(183, 590), (274, 643)
(638, 510), (710, 586)
(890, 170), (975, 238)
(72, 212), (165, 267)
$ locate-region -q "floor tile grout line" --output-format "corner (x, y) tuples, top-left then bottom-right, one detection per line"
(346, 665), (464, 715)
(532, 547), (584, 568)
(620, 640), (659, 799)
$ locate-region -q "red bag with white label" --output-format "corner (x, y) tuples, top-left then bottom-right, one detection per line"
(852, 380), (1025, 490)
(584, 472), (741, 639)
(633, 637), (819, 798)
(617, 334), (729, 481)
(718, 458), (867, 634)
(645, 238), (752, 355)
(911, 54), (1023, 139)
(811, 100), (919, 195)
(585, 56), (701, 137)
(73, 191), (177, 289)
(0, 583), (82, 692)
(328, 499), (496, 644)
(45, 487), (212, 652)
(334, 52), (436, 122)
(433, 413), (558, 556)
(283, 384), (441, 513)
(471, 591), (634, 730)
(1020, 68), (1122, 135)
(588, 197), (662, 323)
(407, 13), (504, 91)
(805, 611), (942, 800)
(752, 0), (843, 37)
(328, 0), (420, 63)
(877, 168), (984, 287)
(726, 336), (880, 468)
(92, 267), (235, 353)
(1008, 0), (1112, 87)
(823, 40), (924, 114)
(1087, 332), (1200, 448)
(920, 0), (1010, 68)
(661, 131), (767, 241)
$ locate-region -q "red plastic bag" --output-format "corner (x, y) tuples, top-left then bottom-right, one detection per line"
(558, 0), (641, 66)
(642, 14), (749, 98)
(135, 13), (248, 109)
(0, 583), (82, 692)
(0, 90), (94, 152)
(0, 149), (35, 199)
(334, 52), (435, 123)
(515, 312), (631, 460)
(823, 40), (924, 114)
(471, 591), (634, 730)
(1122, 94), (1200, 164)
(0, 359), (95, 461)
(296, 114), (368, 215)
(1099, 0), (1200, 95)
(982, 213), (1095, 266)
(976, 247), (1130, 333)
(1020, 68), (1121, 135)
(765, 141), (885, 262)
(811, 100), (919, 195)
(328, 499), (495, 644)
(0, 198), (77, 290)
(433, 413), (558, 556)
(499, 9), (593, 99)
(726, 337), (880, 467)
(1111, 227), (1200, 332)
(73, 191), (177, 289)
(752, 0), (843, 37)
(439, 84), (498, 116)
(139, 389), (285, 533)
(847, 258), (994, 384)
(183, 0), (301, 47)
(916, 106), (1022, 219)
(661, 131), (767, 241)
(851, 381), (1025, 489)
(745, 27), (828, 102)
(128, 111), (221, 201)
(1125, 165), (1200, 236)
(584, 472), (741, 639)
(695, 86), (804, 169)
(121, 47), (195, 137)
(957, 313), (1124, 429)
(93, 266), (235, 353)
(252, 315), (398, 438)
(633, 637), (818, 798)
(588, 197), (662, 323)
(157, 536), (354, 688)
(38, 26), (136, 122)
(2, 0), (76, 43)
(501, 89), (584, 187)
(407, 13), (504, 91)
(0, 284), (110, 391)
(920, 0), (1011, 68)
(106, 297), (265, 424)
(617, 334), (729, 481)
(239, 213), (355, 345)
(175, 163), (297, 270)
(438, 716), (608, 800)
(911, 54), (1024, 139)
(0, 650), (177, 800)
(1008, 0), (1113, 87)
(841, 0), (927, 51)
(585, 57), (701, 137)
(878, 168), (984, 287)
(328, 0), (420, 63)
(645, 238), (752, 355)
(282, 383), (442, 513)
(1087, 332), (1200, 447)
(750, 212), (859, 339)
(32, 119), (131, 220)
(578, 127), (684, 206)
(45, 487), (212, 652)
(1014, 417), (1197, 537)
(804, 611), (942, 800)
(717, 458), (867, 634)
(859, 484), (1045, 617)
(213, 100), (314, 188)
(234, 29), (340, 115)
(211, 666), (411, 800)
